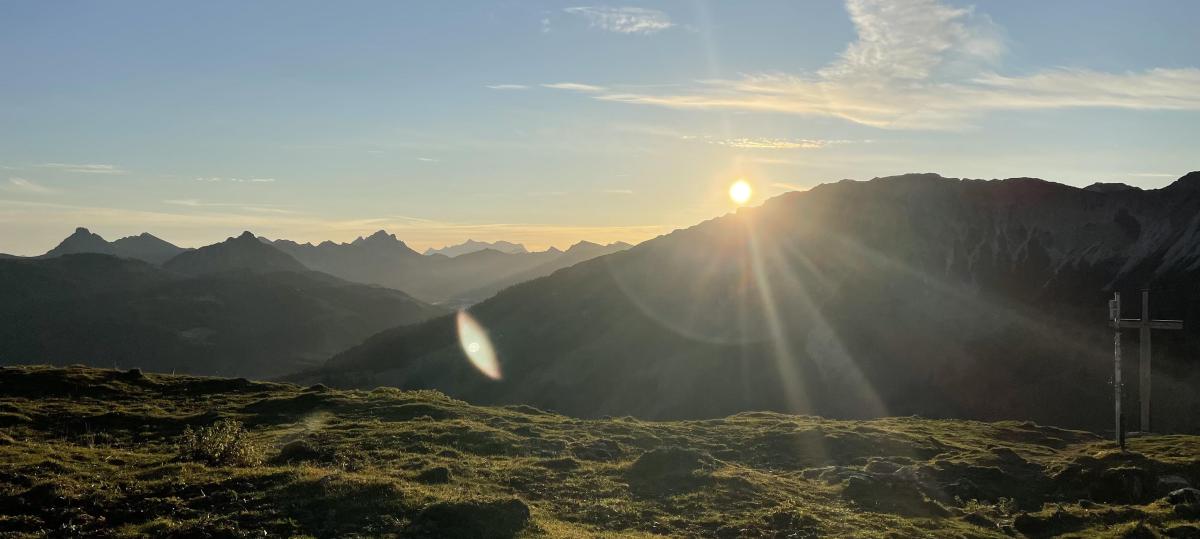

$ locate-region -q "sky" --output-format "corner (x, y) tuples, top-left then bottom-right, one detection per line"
(1, 0), (1198, 255)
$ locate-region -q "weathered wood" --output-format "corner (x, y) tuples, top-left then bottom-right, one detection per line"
(1109, 289), (1183, 434)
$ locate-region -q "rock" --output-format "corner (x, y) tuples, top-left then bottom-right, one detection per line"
(1013, 509), (1085, 537)
(275, 439), (321, 463)
(1090, 467), (1157, 504)
(961, 511), (995, 529)
(1164, 524), (1200, 538)
(570, 438), (623, 461)
(416, 466), (452, 484)
(1168, 488), (1200, 505)
(1175, 503), (1200, 519)
(1122, 523), (1158, 539)
(627, 447), (715, 481)
(864, 459), (901, 474)
(304, 384), (329, 392)
(406, 498), (530, 539)
(625, 447), (716, 495)
(841, 475), (947, 517)
(122, 368), (145, 380)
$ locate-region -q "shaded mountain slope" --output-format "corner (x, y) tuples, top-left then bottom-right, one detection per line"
(3, 365), (1199, 537)
(0, 254), (445, 377)
(163, 231), (307, 275)
(300, 172), (1200, 433)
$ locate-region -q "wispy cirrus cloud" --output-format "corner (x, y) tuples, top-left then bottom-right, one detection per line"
(163, 199), (295, 214)
(4, 177), (57, 195)
(683, 136), (858, 150)
(194, 177), (276, 183)
(771, 182), (811, 192)
(564, 6), (673, 35)
(542, 82), (606, 93)
(603, 188), (634, 195)
(548, 0), (1200, 130)
(486, 84), (529, 90)
(36, 163), (124, 174)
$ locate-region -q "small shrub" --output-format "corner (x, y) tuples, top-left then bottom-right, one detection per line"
(178, 419), (264, 467)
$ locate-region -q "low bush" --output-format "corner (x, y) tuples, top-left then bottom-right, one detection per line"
(177, 419), (264, 466)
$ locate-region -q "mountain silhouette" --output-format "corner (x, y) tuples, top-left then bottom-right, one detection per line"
(425, 239), (529, 257)
(0, 253), (444, 377)
(296, 172), (1200, 433)
(41, 227), (187, 264)
(163, 231), (307, 275)
(269, 232), (630, 305)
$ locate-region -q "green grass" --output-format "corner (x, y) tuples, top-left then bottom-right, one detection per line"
(1, 365), (1198, 538)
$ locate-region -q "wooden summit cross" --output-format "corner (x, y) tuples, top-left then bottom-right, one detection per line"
(1109, 289), (1183, 441)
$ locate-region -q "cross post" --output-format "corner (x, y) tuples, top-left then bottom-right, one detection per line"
(1109, 288), (1183, 434)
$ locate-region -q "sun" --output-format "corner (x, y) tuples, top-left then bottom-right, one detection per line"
(729, 179), (753, 205)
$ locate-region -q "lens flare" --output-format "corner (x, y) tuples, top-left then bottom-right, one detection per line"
(456, 310), (501, 380)
(730, 179), (752, 204)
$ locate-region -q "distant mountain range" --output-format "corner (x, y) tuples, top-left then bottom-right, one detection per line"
(43, 227), (189, 264)
(424, 239), (528, 257)
(293, 172), (1200, 434)
(5, 227), (631, 307)
(0, 249), (444, 377)
(0, 226), (633, 377)
(267, 232), (631, 305)
(165, 231), (308, 275)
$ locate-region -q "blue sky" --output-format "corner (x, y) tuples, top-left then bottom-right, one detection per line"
(1, 0), (1198, 255)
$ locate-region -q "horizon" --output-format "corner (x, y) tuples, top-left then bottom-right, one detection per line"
(3, 0), (1199, 255)
(6, 169), (1197, 255)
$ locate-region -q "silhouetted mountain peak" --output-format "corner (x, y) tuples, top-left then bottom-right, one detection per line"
(1168, 171), (1200, 190)
(1085, 182), (1141, 193)
(163, 232), (307, 275)
(44, 227), (114, 258)
(350, 230), (409, 249)
(565, 240), (601, 253)
(424, 239), (528, 257)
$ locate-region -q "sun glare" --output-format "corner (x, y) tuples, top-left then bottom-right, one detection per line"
(730, 179), (753, 205)
(457, 310), (501, 380)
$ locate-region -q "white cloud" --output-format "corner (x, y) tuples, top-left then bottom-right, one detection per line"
(603, 188), (634, 195)
(163, 199), (294, 214)
(548, 0), (1200, 130)
(771, 182), (810, 192)
(684, 136), (856, 150)
(486, 84), (530, 90)
(193, 176), (276, 183)
(5, 177), (57, 195)
(564, 6), (674, 34)
(36, 163), (124, 174)
(542, 82), (606, 93)
(416, 157), (439, 162)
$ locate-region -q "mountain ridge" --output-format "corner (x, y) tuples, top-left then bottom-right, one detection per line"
(295, 171), (1200, 433)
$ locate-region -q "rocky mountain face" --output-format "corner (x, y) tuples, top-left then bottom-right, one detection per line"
(163, 231), (307, 275)
(424, 239), (529, 257)
(298, 172), (1200, 433)
(0, 254), (445, 377)
(40, 227), (188, 264)
(269, 232), (632, 305)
